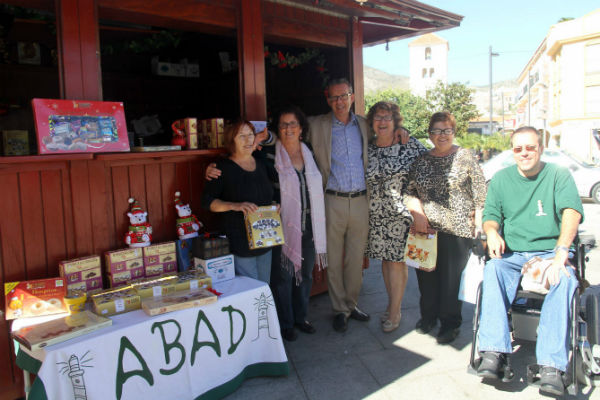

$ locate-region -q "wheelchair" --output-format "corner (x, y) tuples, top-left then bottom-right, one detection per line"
(468, 234), (600, 395)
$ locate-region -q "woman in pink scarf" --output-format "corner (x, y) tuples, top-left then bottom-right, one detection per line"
(272, 106), (328, 342)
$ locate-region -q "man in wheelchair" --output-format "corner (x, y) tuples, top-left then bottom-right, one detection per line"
(476, 126), (584, 396)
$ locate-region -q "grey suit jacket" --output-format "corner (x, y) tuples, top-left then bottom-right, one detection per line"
(306, 112), (371, 188)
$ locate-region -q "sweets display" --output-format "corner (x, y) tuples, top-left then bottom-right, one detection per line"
(11, 311), (112, 350)
(192, 234), (230, 259)
(131, 276), (177, 299)
(200, 118), (224, 148)
(244, 205), (285, 249)
(141, 288), (217, 316)
(5, 278), (68, 320)
(91, 287), (141, 316)
(105, 248), (144, 287)
(143, 242), (177, 277)
(59, 255), (103, 295)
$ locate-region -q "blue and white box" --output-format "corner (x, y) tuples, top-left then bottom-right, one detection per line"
(194, 254), (235, 283)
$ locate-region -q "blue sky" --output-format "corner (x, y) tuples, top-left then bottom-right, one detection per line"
(363, 1), (599, 86)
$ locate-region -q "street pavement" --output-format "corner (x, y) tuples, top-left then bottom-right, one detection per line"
(225, 201), (600, 400)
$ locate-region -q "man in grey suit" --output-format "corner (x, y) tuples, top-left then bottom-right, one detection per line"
(307, 78), (372, 332)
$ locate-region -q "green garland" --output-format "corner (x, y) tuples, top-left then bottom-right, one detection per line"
(264, 46), (329, 87)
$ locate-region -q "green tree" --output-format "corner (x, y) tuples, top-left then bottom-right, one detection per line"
(425, 81), (480, 137)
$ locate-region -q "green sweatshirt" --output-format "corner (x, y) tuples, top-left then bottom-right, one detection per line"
(483, 163), (584, 252)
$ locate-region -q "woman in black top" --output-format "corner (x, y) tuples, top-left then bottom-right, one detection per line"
(201, 119), (274, 283)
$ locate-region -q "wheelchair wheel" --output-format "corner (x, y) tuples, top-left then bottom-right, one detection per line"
(576, 293), (600, 387)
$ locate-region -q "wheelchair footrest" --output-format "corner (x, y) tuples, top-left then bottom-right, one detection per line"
(468, 357), (515, 382)
(526, 364), (574, 395)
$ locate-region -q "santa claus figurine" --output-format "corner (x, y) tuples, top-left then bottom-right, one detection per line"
(125, 197), (153, 247)
(174, 191), (202, 239)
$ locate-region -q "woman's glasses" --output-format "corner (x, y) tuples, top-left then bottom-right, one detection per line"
(512, 145), (538, 153)
(279, 121), (300, 130)
(373, 115), (393, 122)
(429, 128), (454, 136)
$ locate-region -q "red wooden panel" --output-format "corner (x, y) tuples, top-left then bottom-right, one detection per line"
(70, 161), (94, 256)
(111, 166), (131, 246)
(102, 163), (118, 250)
(175, 162), (191, 207)
(350, 18), (364, 116)
(0, 318), (23, 400)
(128, 164), (147, 209)
(78, 0), (102, 100)
(159, 163), (177, 243)
(19, 171), (47, 279)
(56, 0), (84, 99)
(40, 169), (68, 276)
(61, 167), (76, 257)
(144, 163), (166, 242)
(0, 174), (25, 282)
(88, 160), (112, 254)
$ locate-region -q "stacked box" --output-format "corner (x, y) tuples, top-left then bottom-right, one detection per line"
(5, 278), (68, 319)
(184, 118), (198, 150)
(176, 238), (194, 272)
(194, 254), (235, 283)
(2, 130), (29, 156)
(200, 118), (224, 149)
(143, 242), (177, 277)
(59, 255), (103, 295)
(141, 288), (217, 316)
(131, 276), (178, 299)
(173, 270), (212, 292)
(91, 286), (140, 316)
(192, 235), (229, 260)
(105, 248), (144, 287)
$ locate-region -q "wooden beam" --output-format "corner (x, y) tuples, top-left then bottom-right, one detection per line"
(237, 0), (267, 120)
(350, 17), (364, 116)
(55, 0), (102, 100)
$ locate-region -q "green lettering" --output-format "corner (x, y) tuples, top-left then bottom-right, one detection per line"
(115, 336), (154, 400)
(222, 305), (246, 354)
(151, 319), (186, 375)
(191, 309), (221, 366)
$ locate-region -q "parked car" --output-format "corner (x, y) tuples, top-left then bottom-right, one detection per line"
(481, 149), (600, 204)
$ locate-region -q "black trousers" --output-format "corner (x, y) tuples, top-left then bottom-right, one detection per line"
(415, 231), (473, 330)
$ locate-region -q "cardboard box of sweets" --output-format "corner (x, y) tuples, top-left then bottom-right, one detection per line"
(12, 311), (112, 351)
(144, 242), (177, 277)
(91, 286), (140, 316)
(59, 255), (103, 293)
(109, 266), (145, 288)
(132, 271), (211, 298)
(244, 205), (285, 249)
(194, 254), (235, 283)
(5, 278), (68, 320)
(105, 248), (144, 275)
(192, 234), (229, 260)
(142, 288), (217, 316)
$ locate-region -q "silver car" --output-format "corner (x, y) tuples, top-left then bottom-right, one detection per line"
(482, 149), (600, 204)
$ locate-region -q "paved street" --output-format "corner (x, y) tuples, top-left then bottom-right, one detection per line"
(226, 201), (600, 400)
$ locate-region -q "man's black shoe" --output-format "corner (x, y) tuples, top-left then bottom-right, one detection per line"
(539, 366), (565, 396)
(477, 351), (505, 379)
(436, 327), (460, 344)
(295, 321), (316, 334)
(333, 313), (348, 332)
(415, 319), (436, 334)
(349, 307), (370, 321)
(281, 328), (297, 342)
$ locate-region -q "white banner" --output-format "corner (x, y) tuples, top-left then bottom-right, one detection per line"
(20, 277), (288, 400)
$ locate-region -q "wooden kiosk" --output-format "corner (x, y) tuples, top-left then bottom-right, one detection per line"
(0, 1), (461, 397)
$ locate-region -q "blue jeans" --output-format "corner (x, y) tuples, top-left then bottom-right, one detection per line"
(477, 250), (579, 371)
(234, 250), (272, 283)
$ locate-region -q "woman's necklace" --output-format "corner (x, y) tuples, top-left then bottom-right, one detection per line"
(376, 132), (397, 148)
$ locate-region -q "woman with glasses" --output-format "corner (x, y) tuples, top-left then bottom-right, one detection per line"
(268, 106), (328, 342)
(406, 111), (486, 344)
(201, 119), (275, 283)
(365, 101), (427, 333)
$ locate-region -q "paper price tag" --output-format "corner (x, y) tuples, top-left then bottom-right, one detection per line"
(190, 281), (198, 290)
(114, 299), (125, 313)
(153, 286), (162, 297)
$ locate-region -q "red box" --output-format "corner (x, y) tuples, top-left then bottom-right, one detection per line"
(5, 278), (68, 319)
(32, 98), (130, 154)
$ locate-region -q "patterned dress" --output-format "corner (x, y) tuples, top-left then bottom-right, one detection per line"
(366, 137), (427, 261)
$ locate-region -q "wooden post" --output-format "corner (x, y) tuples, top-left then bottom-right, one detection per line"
(55, 0), (102, 100)
(350, 17), (364, 116)
(237, 0), (266, 120)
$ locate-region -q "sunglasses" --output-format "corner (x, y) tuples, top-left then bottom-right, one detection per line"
(512, 145), (538, 153)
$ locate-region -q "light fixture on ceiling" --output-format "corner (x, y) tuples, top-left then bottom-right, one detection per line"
(355, 0), (368, 4)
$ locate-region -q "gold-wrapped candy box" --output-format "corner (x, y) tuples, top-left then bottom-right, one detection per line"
(91, 287), (140, 316)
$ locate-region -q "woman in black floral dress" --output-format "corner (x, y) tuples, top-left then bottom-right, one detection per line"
(365, 101), (427, 333)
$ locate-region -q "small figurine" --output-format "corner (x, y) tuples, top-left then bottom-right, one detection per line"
(125, 197), (153, 247)
(174, 191), (203, 239)
(171, 120), (187, 148)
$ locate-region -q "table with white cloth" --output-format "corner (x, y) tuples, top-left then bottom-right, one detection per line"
(14, 276), (289, 400)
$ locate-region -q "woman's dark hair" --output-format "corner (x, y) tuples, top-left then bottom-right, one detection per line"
(428, 111), (456, 133)
(366, 101), (403, 132)
(272, 105), (310, 142)
(224, 119), (255, 155)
